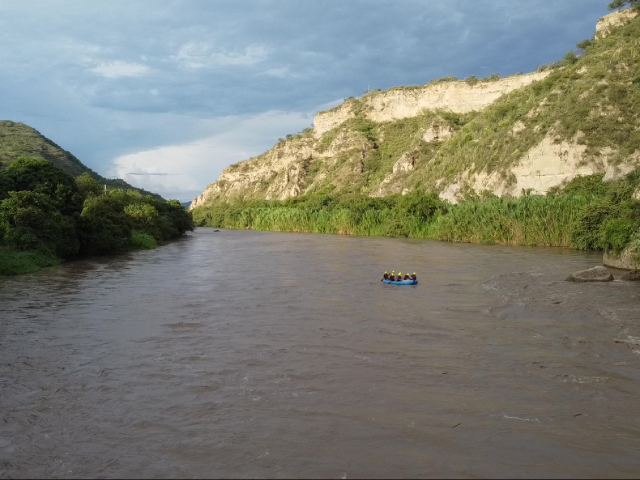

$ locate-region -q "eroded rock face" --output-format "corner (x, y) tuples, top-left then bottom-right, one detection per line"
(596, 9), (638, 39)
(438, 134), (594, 203)
(437, 134), (640, 204)
(392, 154), (416, 174)
(313, 72), (549, 136)
(603, 163), (636, 182)
(423, 125), (455, 143)
(604, 249), (640, 271)
(511, 121), (526, 135)
(566, 266), (614, 283)
(313, 104), (354, 139)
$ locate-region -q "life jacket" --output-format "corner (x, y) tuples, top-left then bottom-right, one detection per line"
(404, 275), (410, 280)
(383, 274), (389, 280)
(411, 274), (417, 280)
(389, 275), (395, 281)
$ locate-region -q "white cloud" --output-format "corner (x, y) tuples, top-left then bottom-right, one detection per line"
(174, 42), (267, 69)
(110, 110), (313, 201)
(91, 61), (150, 78)
(263, 66), (301, 79)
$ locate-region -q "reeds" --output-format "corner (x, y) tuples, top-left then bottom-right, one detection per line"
(194, 193), (591, 247)
(191, 167), (640, 252)
(427, 195), (590, 246)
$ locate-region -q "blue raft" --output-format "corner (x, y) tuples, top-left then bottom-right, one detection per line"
(383, 279), (418, 286)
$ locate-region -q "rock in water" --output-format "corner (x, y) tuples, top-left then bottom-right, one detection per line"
(621, 270), (640, 282)
(566, 266), (614, 283)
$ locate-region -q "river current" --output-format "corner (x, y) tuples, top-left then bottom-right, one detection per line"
(1, 228), (640, 478)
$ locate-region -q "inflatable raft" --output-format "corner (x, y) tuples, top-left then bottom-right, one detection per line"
(383, 279), (418, 285)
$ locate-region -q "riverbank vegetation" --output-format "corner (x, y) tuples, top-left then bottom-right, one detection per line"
(192, 168), (640, 257)
(0, 157), (194, 275)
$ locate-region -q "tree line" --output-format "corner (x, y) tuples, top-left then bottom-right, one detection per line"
(0, 157), (193, 274)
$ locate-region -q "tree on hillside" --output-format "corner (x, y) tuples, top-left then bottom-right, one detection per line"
(608, 0), (639, 10)
(75, 172), (102, 198)
(0, 157), (83, 216)
(0, 191), (78, 257)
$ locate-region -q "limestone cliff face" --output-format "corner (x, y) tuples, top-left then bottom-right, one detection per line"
(313, 72), (549, 136)
(190, 129), (369, 207)
(191, 71), (552, 208)
(438, 136), (632, 204)
(191, 139), (316, 208)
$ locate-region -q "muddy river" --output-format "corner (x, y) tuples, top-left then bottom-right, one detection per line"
(1, 228), (640, 478)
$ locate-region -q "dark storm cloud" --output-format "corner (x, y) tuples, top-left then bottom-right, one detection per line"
(0, 0), (610, 199)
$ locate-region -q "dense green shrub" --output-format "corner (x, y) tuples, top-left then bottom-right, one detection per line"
(0, 246), (60, 276)
(600, 218), (637, 252)
(0, 190), (79, 257)
(0, 157), (84, 216)
(130, 231), (158, 250)
(76, 172), (102, 198)
(0, 157), (194, 274)
(79, 194), (133, 255)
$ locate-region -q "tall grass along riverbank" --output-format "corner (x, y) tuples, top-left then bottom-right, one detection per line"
(0, 246), (60, 276)
(192, 169), (640, 256)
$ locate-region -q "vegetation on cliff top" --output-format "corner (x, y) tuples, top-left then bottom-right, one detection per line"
(608, 0), (639, 11)
(0, 157), (194, 275)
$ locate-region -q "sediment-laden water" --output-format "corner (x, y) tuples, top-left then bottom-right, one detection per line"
(1, 228), (640, 478)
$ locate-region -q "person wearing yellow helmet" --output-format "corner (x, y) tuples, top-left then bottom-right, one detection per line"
(403, 272), (410, 280)
(390, 271), (396, 281)
(382, 271), (389, 281)
(411, 272), (417, 281)
(398, 272), (402, 282)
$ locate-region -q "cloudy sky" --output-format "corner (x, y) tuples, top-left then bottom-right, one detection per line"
(1, 0), (610, 201)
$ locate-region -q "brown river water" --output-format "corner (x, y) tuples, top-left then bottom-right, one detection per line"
(1, 228), (640, 478)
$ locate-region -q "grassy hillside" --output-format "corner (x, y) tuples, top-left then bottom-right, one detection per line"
(195, 10), (640, 204)
(0, 121), (162, 199)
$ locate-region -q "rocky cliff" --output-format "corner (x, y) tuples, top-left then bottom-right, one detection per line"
(313, 72), (549, 136)
(191, 9), (640, 209)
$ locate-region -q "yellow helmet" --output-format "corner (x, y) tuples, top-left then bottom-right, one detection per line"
(384, 271), (388, 274)
(413, 272), (416, 275)
(399, 272), (401, 275)
(392, 271), (395, 273)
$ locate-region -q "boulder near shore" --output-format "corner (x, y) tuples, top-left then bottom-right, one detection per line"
(621, 270), (640, 282)
(566, 266), (614, 283)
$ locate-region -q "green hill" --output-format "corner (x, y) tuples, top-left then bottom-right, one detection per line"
(0, 121), (162, 199)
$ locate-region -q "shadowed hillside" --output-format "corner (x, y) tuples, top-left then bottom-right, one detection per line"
(0, 121), (161, 199)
